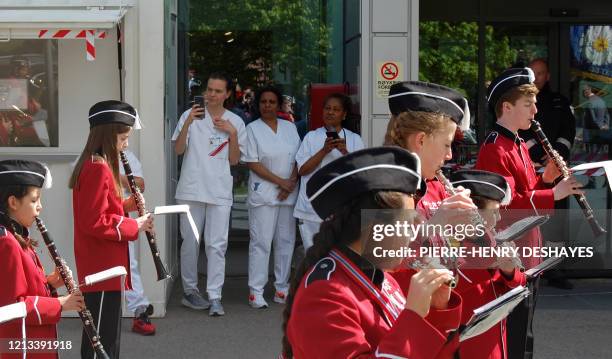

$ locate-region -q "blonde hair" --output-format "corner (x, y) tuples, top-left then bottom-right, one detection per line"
(69, 123), (131, 197)
(384, 110), (454, 147)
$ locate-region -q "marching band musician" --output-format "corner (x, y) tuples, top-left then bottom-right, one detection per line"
(383, 81), (477, 233)
(449, 170), (526, 359)
(474, 68), (582, 359)
(0, 160), (85, 358)
(282, 147), (462, 359)
(69, 100), (154, 359)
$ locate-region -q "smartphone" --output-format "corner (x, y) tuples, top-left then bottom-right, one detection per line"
(193, 96), (205, 118)
(326, 131), (340, 140)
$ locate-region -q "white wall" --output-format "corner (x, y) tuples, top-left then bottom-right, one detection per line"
(360, 0), (419, 147)
(0, 0), (171, 317)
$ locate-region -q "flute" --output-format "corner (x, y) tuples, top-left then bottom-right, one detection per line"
(119, 151), (171, 281)
(435, 169), (525, 272)
(34, 217), (110, 359)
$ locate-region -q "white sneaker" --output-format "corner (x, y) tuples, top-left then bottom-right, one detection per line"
(209, 299), (225, 316)
(274, 291), (288, 304)
(249, 294), (268, 309)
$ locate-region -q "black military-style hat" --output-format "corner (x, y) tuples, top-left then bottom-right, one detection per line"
(88, 100), (142, 129)
(450, 169), (511, 205)
(306, 147), (426, 219)
(486, 67), (535, 111)
(387, 81), (470, 130)
(0, 160), (52, 189)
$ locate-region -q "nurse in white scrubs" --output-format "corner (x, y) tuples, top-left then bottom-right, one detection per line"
(293, 93), (364, 251)
(244, 86), (301, 308)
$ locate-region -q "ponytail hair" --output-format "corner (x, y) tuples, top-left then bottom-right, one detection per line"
(281, 190), (407, 358)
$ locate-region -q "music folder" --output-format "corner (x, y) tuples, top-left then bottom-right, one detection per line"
(459, 286), (530, 342)
(494, 215), (549, 243)
(525, 256), (564, 279)
(154, 205), (200, 244)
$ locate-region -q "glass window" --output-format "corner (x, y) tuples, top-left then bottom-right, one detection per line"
(183, 0), (357, 234)
(569, 25), (612, 160)
(0, 39), (58, 147)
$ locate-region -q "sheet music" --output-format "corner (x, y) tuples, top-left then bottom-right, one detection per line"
(154, 205), (199, 244)
(494, 215), (549, 243)
(524, 256), (564, 278)
(460, 286), (529, 342)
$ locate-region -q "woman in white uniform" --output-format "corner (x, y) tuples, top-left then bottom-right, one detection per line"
(172, 72), (247, 316)
(293, 93), (364, 251)
(244, 86), (301, 308)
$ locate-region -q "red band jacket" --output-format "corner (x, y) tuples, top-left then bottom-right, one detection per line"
(400, 180), (527, 359)
(0, 225), (61, 359)
(475, 123), (555, 268)
(73, 158), (139, 292)
(286, 245), (463, 359)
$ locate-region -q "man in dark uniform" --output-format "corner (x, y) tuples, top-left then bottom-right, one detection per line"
(519, 58), (577, 290)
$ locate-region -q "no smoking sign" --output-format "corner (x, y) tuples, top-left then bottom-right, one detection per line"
(376, 61), (403, 98)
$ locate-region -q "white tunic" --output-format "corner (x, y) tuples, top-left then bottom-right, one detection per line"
(172, 108), (247, 206)
(293, 127), (364, 222)
(244, 118), (301, 207)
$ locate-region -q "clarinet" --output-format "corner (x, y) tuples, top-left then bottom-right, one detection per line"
(436, 169), (525, 271)
(119, 151), (171, 281)
(530, 120), (606, 237)
(34, 217), (110, 359)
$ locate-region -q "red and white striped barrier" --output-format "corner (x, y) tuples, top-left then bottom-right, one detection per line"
(38, 29), (107, 61)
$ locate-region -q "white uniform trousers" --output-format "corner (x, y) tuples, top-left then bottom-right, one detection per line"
(248, 205), (296, 295)
(178, 199), (231, 300)
(126, 240), (150, 314)
(298, 219), (321, 251)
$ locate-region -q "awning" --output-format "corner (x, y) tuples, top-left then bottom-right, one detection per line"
(0, 7), (131, 60)
(0, 8), (129, 39)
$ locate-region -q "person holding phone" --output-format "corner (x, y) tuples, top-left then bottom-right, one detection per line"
(172, 71), (247, 317)
(293, 93), (364, 251)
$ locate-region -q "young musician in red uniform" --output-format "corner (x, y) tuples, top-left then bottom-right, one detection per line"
(474, 68), (582, 359)
(384, 81), (476, 224)
(282, 147), (463, 359)
(449, 170), (527, 359)
(384, 82), (527, 358)
(69, 100), (154, 359)
(0, 160), (85, 358)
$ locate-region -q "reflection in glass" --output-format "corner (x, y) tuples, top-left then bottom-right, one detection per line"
(0, 40), (58, 147)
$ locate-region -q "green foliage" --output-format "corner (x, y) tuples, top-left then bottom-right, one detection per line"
(419, 21), (517, 101)
(188, 0), (330, 95)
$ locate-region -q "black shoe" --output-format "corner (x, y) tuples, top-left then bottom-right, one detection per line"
(547, 278), (574, 290)
(145, 304), (154, 316)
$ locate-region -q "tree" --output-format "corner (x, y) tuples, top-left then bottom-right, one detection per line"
(188, 0), (330, 96)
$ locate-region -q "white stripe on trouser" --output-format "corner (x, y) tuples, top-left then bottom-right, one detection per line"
(248, 205), (296, 295)
(126, 240), (150, 314)
(178, 200), (231, 300)
(94, 292), (105, 359)
(21, 317), (25, 359)
(297, 219), (321, 251)
(374, 347), (408, 359)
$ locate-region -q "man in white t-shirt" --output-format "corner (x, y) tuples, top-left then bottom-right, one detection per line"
(172, 72), (246, 316)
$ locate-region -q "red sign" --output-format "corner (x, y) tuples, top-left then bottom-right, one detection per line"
(380, 62), (399, 80)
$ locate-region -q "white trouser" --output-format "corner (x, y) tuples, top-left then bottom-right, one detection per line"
(248, 205), (296, 295)
(298, 219), (321, 251)
(126, 240), (150, 315)
(178, 199), (231, 300)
